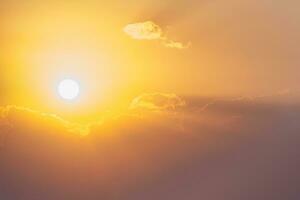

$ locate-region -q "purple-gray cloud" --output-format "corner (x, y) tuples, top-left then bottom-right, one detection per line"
(0, 93), (300, 200)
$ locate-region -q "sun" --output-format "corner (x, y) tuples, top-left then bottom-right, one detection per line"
(58, 79), (80, 100)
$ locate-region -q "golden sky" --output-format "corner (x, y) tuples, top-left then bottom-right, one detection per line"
(0, 0), (299, 138)
(1, 0), (300, 118)
(1, 1), (300, 199)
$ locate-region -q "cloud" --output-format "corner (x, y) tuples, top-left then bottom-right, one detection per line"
(162, 40), (191, 49)
(0, 93), (186, 137)
(123, 21), (163, 40)
(0, 105), (90, 136)
(124, 21), (190, 49)
(129, 93), (186, 112)
(1, 93), (300, 199)
(197, 89), (300, 114)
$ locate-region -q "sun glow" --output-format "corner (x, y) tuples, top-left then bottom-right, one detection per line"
(2, 3), (154, 118)
(58, 79), (80, 100)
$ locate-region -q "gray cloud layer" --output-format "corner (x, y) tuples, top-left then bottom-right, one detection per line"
(1, 93), (300, 200)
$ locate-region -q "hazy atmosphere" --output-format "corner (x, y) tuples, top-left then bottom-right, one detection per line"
(0, 0), (300, 199)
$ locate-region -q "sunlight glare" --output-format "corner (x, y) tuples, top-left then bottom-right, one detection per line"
(58, 79), (80, 100)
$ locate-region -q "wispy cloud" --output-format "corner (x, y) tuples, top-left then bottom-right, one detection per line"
(162, 40), (191, 49)
(129, 93), (186, 112)
(0, 93), (186, 136)
(0, 106), (90, 136)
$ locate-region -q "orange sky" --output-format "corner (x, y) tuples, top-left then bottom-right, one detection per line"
(0, 0), (300, 119)
(1, 1), (300, 199)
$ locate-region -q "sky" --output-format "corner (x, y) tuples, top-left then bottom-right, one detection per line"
(0, 0), (300, 199)
(1, 0), (300, 109)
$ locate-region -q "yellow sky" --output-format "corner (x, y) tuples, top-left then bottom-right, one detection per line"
(1, 2), (300, 199)
(0, 0), (300, 120)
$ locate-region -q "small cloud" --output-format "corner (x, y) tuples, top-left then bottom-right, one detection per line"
(123, 21), (163, 40)
(163, 40), (191, 49)
(124, 21), (190, 49)
(129, 93), (186, 112)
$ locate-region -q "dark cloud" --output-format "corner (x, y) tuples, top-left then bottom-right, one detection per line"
(0, 94), (300, 199)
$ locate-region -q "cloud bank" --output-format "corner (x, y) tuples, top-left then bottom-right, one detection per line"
(1, 93), (300, 200)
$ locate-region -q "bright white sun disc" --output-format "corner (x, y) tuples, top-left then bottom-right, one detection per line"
(58, 79), (80, 100)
